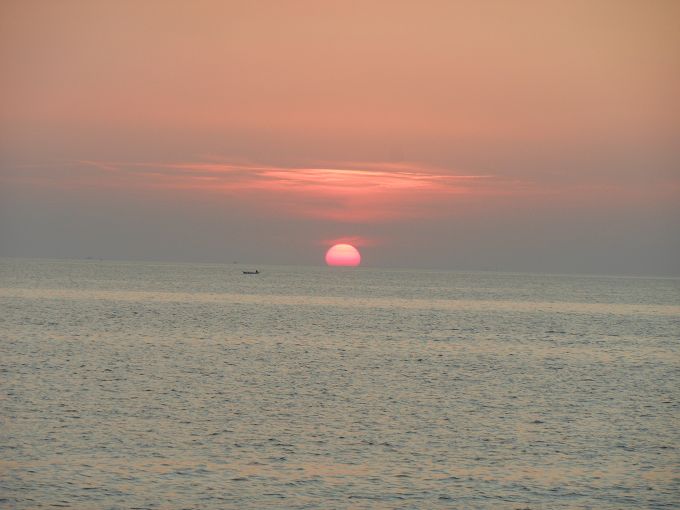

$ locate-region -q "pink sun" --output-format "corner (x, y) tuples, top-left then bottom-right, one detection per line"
(325, 243), (361, 267)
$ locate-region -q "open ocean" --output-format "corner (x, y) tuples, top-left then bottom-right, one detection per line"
(1, 258), (678, 509)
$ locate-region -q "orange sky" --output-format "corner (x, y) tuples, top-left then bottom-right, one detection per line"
(1, 0), (678, 272)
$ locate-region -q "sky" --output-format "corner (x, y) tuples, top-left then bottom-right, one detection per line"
(1, 0), (679, 274)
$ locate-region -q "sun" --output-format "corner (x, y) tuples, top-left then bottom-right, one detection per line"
(325, 243), (361, 267)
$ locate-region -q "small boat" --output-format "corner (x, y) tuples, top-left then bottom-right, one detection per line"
(242, 270), (259, 275)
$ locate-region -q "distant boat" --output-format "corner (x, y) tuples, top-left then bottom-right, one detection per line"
(242, 270), (259, 275)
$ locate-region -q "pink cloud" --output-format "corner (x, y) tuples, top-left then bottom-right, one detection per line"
(72, 159), (498, 222)
(318, 235), (383, 248)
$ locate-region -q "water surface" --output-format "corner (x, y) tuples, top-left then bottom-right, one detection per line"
(1, 259), (679, 508)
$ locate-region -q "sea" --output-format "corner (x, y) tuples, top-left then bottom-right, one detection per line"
(1, 258), (678, 509)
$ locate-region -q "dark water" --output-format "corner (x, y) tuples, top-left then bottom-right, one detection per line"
(1, 258), (679, 509)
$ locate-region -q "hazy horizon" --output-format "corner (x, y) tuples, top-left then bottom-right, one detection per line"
(3, 255), (680, 280)
(2, 1), (679, 275)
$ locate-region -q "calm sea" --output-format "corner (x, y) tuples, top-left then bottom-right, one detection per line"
(1, 258), (679, 509)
